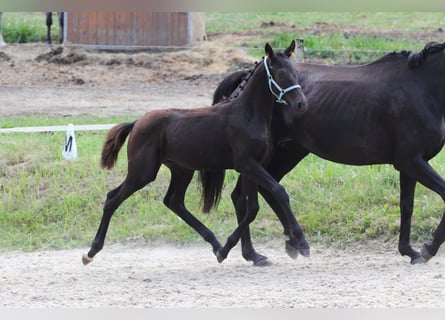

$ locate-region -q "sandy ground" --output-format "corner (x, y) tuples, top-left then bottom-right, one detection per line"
(1, 30), (445, 308)
(1, 240), (445, 308)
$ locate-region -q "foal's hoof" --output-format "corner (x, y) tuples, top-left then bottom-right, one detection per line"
(299, 247), (310, 258)
(410, 255), (425, 265)
(420, 243), (434, 263)
(285, 240), (299, 259)
(82, 254), (94, 265)
(216, 250), (225, 263)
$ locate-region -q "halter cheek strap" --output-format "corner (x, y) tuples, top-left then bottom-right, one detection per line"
(263, 56), (301, 104)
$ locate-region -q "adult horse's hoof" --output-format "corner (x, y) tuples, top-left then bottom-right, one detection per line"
(82, 254), (94, 265)
(420, 244), (434, 263)
(285, 240), (299, 259)
(253, 255), (272, 267)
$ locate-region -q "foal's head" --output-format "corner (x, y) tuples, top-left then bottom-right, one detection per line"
(264, 40), (308, 114)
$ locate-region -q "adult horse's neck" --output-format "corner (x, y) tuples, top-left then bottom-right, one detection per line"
(407, 45), (445, 106)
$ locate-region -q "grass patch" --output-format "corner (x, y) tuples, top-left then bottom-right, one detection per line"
(1, 116), (444, 251)
(205, 12), (445, 34)
(1, 12), (60, 43)
(267, 32), (418, 64)
(206, 12), (442, 64)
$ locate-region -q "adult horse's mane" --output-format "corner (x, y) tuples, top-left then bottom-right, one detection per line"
(407, 41), (445, 68)
(375, 41), (445, 68)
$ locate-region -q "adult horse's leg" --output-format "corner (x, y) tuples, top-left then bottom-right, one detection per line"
(217, 160), (309, 263)
(45, 12), (52, 45)
(394, 156), (445, 262)
(398, 172), (423, 264)
(164, 165), (223, 256)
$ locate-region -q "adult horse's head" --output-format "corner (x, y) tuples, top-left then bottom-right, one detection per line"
(264, 40), (308, 115)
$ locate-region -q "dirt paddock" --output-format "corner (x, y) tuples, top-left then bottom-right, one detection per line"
(1, 241), (445, 308)
(1, 36), (445, 308)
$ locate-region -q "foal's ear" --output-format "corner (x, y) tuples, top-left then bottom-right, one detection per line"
(265, 43), (275, 58)
(284, 40), (296, 58)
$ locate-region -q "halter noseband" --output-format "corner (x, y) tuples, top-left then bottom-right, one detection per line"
(263, 56), (301, 104)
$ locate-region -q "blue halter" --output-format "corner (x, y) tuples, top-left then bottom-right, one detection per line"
(263, 56), (301, 104)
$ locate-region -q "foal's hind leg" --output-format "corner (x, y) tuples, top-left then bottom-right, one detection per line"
(83, 176), (156, 264)
(83, 159), (161, 265)
(164, 166), (222, 256)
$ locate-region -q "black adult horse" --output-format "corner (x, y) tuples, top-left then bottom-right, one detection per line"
(82, 41), (309, 265)
(207, 41), (445, 265)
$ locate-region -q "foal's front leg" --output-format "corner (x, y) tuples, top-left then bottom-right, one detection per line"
(231, 178), (271, 266)
(217, 176), (260, 263)
(217, 161), (309, 263)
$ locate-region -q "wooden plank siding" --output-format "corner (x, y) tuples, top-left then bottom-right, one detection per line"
(65, 12), (205, 47)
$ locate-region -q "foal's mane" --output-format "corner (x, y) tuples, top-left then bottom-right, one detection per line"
(216, 59), (262, 104)
(227, 61), (260, 100)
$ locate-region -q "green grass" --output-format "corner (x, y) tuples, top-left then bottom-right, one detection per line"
(2, 116), (444, 252)
(267, 32), (417, 64)
(206, 12), (443, 63)
(205, 12), (445, 34)
(1, 12), (60, 43)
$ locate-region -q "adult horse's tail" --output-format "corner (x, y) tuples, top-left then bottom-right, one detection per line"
(198, 70), (249, 213)
(101, 121), (136, 170)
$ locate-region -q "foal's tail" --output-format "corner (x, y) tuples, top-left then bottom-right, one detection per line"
(101, 121), (136, 170)
(198, 170), (225, 213)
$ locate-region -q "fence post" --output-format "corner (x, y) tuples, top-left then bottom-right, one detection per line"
(0, 12), (5, 47)
(62, 123), (78, 160)
(295, 38), (304, 62)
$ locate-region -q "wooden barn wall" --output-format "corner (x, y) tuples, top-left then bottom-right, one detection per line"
(65, 12), (202, 47)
